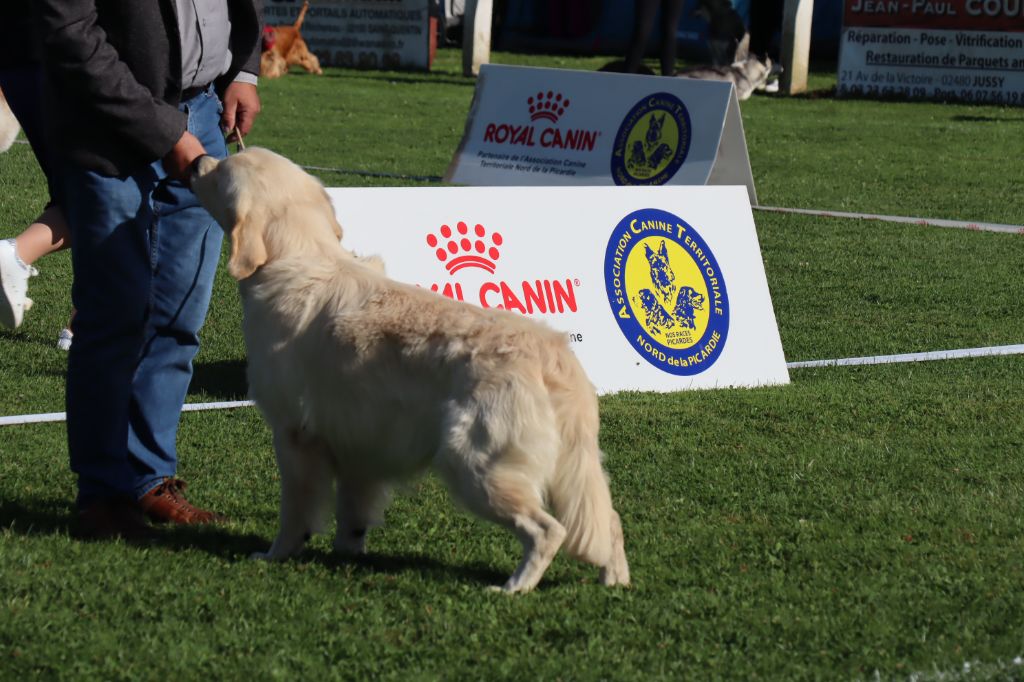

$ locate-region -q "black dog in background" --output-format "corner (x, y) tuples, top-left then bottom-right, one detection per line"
(692, 0), (748, 66)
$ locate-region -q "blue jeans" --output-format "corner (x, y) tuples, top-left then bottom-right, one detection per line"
(61, 88), (227, 506)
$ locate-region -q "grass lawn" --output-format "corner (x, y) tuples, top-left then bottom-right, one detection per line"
(1, 48), (1022, 680)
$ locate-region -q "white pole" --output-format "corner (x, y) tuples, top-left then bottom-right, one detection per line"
(462, 0), (493, 77)
(781, 0), (814, 94)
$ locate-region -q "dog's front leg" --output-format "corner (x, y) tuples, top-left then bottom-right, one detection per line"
(252, 428), (331, 561)
(333, 479), (390, 555)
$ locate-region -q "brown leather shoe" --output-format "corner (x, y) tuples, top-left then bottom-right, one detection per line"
(138, 478), (226, 525)
(75, 496), (153, 541)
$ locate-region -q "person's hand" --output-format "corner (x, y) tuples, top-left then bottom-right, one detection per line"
(162, 130), (207, 183)
(222, 81), (261, 142)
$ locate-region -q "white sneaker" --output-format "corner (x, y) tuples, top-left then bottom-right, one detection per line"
(57, 327), (73, 351)
(0, 239), (37, 329)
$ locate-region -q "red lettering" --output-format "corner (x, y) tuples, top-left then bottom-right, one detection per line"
(522, 280), (547, 314)
(552, 279), (577, 313)
(500, 281), (527, 314)
(479, 282), (500, 308)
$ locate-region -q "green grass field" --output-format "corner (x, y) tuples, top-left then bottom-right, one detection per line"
(2, 49), (1023, 680)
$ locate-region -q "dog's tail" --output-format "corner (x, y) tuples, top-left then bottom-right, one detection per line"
(294, 0), (310, 30)
(544, 348), (630, 586)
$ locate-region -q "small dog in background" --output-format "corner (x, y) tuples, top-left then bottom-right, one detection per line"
(260, 0), (324, 79)
(190, 148), (631, 594)
(693, 0), (749, 66)
(0, 87), (21, 153)
(677, 55), (773, 101)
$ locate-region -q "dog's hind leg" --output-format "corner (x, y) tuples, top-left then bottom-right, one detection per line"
(253, 428), (332, 561)
(499, 503), (566, 594)
(333, 478), (389, 555)
(599, 510), (631, 587)
(456, 466), (566, 594)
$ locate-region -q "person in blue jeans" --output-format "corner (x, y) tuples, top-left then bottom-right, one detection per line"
(38, 0), (263, 539)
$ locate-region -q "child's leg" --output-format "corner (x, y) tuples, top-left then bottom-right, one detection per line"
(15, 204), (70, 265)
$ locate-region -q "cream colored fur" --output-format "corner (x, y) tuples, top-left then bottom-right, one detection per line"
(191, 148), (630, 593)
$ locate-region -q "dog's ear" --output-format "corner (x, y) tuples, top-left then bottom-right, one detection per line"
(227, 210), (268, 280)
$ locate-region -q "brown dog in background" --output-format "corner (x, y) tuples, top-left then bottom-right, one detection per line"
(260, 1), (324, 79)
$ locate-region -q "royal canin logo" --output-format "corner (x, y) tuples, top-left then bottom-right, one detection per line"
(425, 221), (580, 315)
(528, 90), (570, 122)
(482, 91), (600, 152)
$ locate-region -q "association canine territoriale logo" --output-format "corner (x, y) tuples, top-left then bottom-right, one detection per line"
(425, 221), (580, 316)
(611, 93), (691, 185)
(527, 91), (570, 123)
(604, 208), (729, 375)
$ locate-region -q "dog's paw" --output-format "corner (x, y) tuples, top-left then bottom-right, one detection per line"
(490, 579), (534, 594)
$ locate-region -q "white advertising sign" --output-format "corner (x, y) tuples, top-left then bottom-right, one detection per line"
(838, 0), (1024, 104)
(327, 185), (788, 393)
(445, 65), (758, 205)
(264, 0), (432, 71)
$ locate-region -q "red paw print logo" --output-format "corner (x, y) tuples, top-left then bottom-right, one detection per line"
(528, 91), (570, 123)
(427, 222), (503, 275)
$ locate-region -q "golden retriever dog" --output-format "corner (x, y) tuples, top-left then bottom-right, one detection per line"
(190, 148), (630, 593)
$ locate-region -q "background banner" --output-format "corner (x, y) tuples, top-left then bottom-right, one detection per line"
(838, 0), (1024, 104)
(263, 0), (433, 70)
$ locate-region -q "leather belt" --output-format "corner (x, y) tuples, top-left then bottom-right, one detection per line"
(180, 84), (210, 101)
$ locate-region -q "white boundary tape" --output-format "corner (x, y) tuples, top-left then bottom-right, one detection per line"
(786, 343), (1024, 369)
(2, 345), (1022, 427)
(13, 138), (1024, 233)
(755, 205), (1024, 235)
(0, 400), (255, 428)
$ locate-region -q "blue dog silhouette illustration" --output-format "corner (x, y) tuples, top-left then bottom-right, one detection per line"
(633, 240), (706, 338)
(647, 143), (672, 169)
(673, 286), (705, 330)
(637, 290), (675, 334)
(644, 240), (676, 303)
(644, 113), (665, 152)
(629, 140), (647, 170)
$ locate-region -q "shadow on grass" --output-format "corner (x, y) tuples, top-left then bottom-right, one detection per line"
(0, 498), (74, 537)
(189, 359), (248, 401)
(305, 547), (512, 587)
(0, 328), (74, 358)
(952, 115), (1024, 123)
(1, 498), (517, 588)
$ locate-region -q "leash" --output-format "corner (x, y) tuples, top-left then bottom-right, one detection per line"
(232, 126), (246, 152)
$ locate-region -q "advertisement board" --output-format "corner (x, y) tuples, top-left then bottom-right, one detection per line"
(838, 0), (1024, 104)
(445, 65), (758, 205)
(326, 185), (788, 393)
(264, 0), (433, 71)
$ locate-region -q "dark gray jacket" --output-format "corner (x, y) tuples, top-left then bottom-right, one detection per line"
(37, 0), (261, 176)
